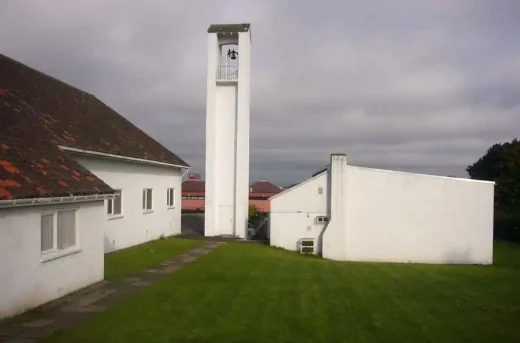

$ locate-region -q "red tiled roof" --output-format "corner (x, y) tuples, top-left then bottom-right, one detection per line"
(0, 54), (189, 167)
(0, 94), (113, 200)
(0, 53), (189, 200)
(249, 180), (282, 194)
(182, 180), (205, 193)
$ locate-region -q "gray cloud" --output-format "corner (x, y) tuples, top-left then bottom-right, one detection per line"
(1, 0), (519, 185)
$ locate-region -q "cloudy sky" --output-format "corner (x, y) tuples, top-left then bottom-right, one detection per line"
(1, 0), (519, 185)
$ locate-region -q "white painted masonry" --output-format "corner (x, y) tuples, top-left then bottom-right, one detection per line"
(205, 24), (251, 238)
(73, 154), (183, 252)
(270, 153), (495, 265)
(269, 173), (329, 253)
(0, 201), (104, 319)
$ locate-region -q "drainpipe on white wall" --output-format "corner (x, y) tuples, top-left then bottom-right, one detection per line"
(321, 153), (348, 261)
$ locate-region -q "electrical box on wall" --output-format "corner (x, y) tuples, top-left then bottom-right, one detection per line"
(316, 216), (328, 224)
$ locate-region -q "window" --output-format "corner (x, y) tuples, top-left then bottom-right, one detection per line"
(318, 187), (323, 194)
(167, 188), (175, 208)
(316, 216), (328, 224)
(107, 190), (122, 216)
(41, 210), (77, 256)
(143, 188), (153, 211)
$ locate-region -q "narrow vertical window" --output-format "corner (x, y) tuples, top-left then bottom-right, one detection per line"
(167, 188), (175, 208)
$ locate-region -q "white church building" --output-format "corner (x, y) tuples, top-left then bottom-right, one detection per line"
(0, 53), (188, 318)
(269, 153), (495, 265)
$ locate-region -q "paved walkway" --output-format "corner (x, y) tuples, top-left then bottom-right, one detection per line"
(0, 241), (225, 343)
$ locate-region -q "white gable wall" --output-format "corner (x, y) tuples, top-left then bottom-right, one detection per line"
(269, 155), (494, 265)
(0, 201), (104, 319)
(343, 166), (494, 264)
(269, 173), (328, 252)
(73, 155), (183, 252)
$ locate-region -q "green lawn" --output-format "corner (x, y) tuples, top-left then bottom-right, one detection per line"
(49, 241), (520, 343)
(104, 238), (204, 281)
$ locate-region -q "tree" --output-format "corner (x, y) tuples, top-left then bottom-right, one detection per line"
(467, 139), (520, 241)
(467, 139), (520, 212)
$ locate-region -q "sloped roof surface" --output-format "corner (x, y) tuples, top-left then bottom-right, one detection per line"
(0, 54), (189, 167)
(0, 93), (113, 200)
(182, 180), (205, 193)
(0, 53), (189, 200)
(249, 180), (282, 194)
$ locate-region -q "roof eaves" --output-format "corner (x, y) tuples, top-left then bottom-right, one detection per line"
(60, 146), (190, 168)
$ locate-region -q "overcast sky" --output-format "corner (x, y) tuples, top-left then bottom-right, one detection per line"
(1, 0), (519, 185)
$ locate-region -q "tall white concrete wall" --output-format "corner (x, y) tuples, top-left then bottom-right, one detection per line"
(343, 166), (495, 264)
(205, 26), (251, 239)
(234, 30), (252, 239)
(322, 154), (347, 261)
(0, 201), (104, 319)
(215, 84), (238, 236)
(204, 32), (220, 238)
(73, 155), (182, 252)
(269, 173), (328, 252)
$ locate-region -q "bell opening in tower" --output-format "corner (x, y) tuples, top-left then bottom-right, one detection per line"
(217, 44), (239, 80)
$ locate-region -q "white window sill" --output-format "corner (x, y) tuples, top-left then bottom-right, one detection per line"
(142, 209), (154, 214)
(41, 247), (81, 263)
(108, 214), (124, 220)
(167, 206), (176, 210)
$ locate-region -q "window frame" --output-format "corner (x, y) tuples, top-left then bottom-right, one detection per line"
(107, 189), (123, 219)
(143, 188), (153, 213)
(167, 188), (175, 209)
(40, 208), (80, 262)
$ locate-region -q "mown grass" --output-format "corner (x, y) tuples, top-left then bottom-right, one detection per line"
(104, 238), (204, 281)
(49, 241), (520, 342)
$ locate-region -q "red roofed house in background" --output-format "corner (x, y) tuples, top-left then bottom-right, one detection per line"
(182, 173), (205, 211)
(248, 179), (283, 212)
(181, 175), (282, 213)
(0, 53), (189, 319)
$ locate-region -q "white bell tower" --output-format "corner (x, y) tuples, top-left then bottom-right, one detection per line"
(204, 23), (251, 238)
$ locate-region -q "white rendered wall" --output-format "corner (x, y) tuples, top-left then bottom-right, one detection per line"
(215, 84), (238, 235)
(73, 155), (182, 252)
(322, 154), (347, 261)
(269, 173), (328, 252)
(204, 33), (219, 238)
(205, 28), (251, 238)
(234, 30), (252, 239)
(343, 166), (495, 264)
(0, 201), (104, 319)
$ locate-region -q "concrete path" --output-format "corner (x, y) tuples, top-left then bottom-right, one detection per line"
(0, 241), (225, 343)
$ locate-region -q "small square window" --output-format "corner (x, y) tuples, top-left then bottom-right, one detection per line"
(41, 210), (77, 255)
(318, 187), (323, 194)
(143, 188), (153, 211)
(167, 188), (175, 208)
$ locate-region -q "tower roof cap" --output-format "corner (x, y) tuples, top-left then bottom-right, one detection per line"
(208, 23), (251, 33)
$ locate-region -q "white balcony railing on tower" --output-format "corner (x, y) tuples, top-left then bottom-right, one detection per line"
(216, 66), (238, 81)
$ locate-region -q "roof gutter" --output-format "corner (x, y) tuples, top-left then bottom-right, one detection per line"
(0, 193), (115, 209)
(59, 146), (190, 170)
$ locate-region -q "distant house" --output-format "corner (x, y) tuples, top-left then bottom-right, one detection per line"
(181, 175), (282, 213)
(249, 180), (282, 212)
(182, 174), (205, 211)
(269, 153), (495, 265)
(0, 54), (189, 318)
